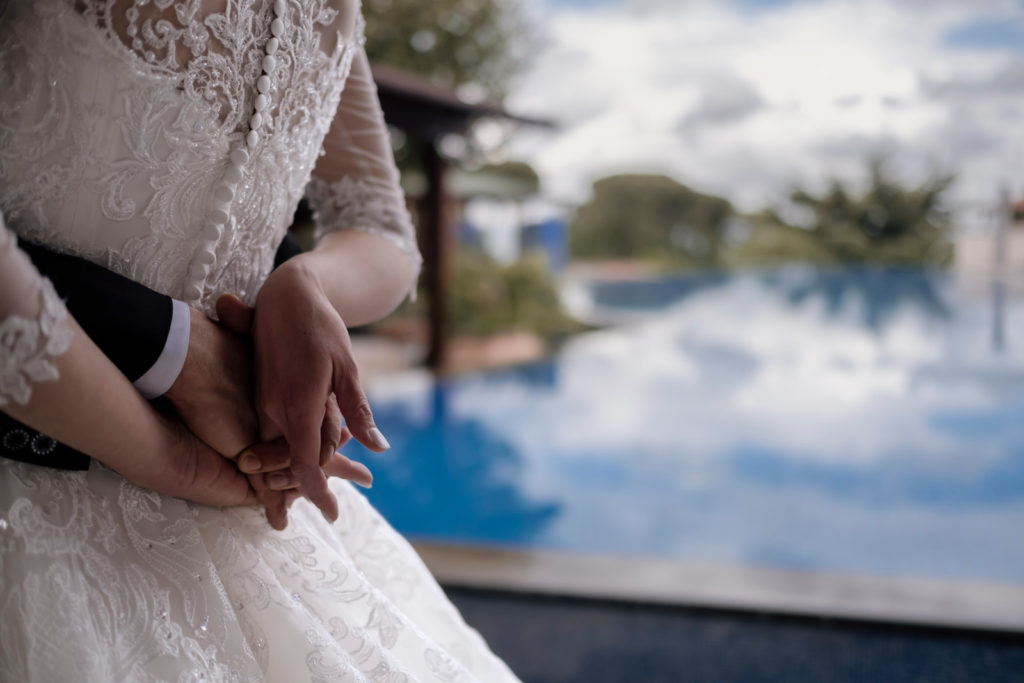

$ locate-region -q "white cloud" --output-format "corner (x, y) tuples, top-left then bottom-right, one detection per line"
(369, 269), (1024, 578)
(508, 0), (1024, 214)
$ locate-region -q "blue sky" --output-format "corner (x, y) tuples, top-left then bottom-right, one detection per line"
(945, 16), (1024, 50)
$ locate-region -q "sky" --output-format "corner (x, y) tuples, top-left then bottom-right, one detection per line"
(500, 0), (1024, 220)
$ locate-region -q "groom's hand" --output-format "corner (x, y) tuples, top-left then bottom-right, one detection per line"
(163, 296), (372, 529)
(164, 307), (258, 458)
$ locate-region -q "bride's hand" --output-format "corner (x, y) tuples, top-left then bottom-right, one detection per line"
(166, 296), (372, 529)
(251, 258), (391, 522)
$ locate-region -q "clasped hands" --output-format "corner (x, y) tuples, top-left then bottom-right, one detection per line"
(162, 259), (389, 530)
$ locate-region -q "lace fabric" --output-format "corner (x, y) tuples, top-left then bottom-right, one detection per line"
(0, 0), (419, 312)
(0, 219), (74, 407)
(0, 464), (516, 681)
(306, 49), (422, 275)
(0, 1), (505, 680)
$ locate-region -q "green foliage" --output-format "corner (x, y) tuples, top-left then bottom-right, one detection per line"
(779, 161), (954, 266)
(447, 249), (581, 339)
(477, 161), (540, 188)
(362, 0), (528, 100)
(569, 174), (734, 265)
(570, 164), (955, 271)
(722, 214), (835, 268)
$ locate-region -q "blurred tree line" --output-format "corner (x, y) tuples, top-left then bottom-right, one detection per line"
(447, 250), (583, 339)
(570, 162), (955, 268)
(570, 174), (733, 267)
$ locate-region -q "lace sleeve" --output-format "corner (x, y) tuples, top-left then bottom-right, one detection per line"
(0, 214), (74, 407)
(306, 46), (422, 284)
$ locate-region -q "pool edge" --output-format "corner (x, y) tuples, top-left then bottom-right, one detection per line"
(413, 541), (1024, 634)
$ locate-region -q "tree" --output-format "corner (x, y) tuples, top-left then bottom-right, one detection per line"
(362, 0), (528, 101)
(569, 174), (734, 265)
(782, 161), (954, 265)
(447, 249), (580, 340)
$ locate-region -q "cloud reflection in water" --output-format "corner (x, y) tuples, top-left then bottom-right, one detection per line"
(362, 267), (1024, 584)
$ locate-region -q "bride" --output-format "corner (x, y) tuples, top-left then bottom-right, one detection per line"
(0, 0), (519, 680)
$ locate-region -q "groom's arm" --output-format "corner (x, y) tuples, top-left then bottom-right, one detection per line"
(17, 241), (181, 391)
(0, 234), (303, 470)
(18, 236), (304, 391)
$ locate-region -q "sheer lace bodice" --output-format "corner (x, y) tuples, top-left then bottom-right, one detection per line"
(0, 3), (518, 681)
(0, 0), (419, 312)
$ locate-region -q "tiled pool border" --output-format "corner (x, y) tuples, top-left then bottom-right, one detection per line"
(414, 542), (1024, 633)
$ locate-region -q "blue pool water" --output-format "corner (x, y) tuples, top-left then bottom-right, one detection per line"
(355, 267), (1024, 585)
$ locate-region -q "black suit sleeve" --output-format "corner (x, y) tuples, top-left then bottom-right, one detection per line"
(18, 241), (174, 381)
(0, 233), (304, 470)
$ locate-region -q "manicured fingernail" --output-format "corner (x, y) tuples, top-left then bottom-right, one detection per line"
(240, 454), (261, 472)
(368, 427), (390, 450)
(267, 472), (289, 489)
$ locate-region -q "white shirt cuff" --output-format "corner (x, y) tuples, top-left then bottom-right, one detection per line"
(133, 298), (191, 399)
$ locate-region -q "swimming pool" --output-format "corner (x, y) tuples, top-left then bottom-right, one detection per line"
(355, 266), (1024, 596)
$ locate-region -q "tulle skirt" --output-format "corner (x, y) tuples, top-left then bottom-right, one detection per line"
(0, 458), (518, 682)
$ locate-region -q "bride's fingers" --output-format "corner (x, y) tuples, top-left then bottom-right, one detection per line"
(332, 368), (390, 454)
(283, 407), (339, 522)
(251, 474), (289, 530)
(322, 452), (373, 488)
(264, 449), (372, 491)
(320, 395), (343, 467)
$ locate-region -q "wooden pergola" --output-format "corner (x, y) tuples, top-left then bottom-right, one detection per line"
(371, 63), (553, 370)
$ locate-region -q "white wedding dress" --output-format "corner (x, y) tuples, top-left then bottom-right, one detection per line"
(0, 1), (518, 680)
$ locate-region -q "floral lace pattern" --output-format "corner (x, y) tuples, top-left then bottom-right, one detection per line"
(0, 0), (411, 313)
(0, 228), (73, 407)
(0, 279), (73, 407)
(0, 464), (516, 681)
(0, 1), (503, 679)
(307, 175), (422, 265)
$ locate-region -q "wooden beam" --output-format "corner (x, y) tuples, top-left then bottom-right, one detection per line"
(422, 141), (449, 371)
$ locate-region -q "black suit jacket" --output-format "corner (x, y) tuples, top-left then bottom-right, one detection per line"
(0, 235), (303, 470)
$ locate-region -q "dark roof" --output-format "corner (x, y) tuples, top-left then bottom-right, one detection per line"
(371, 63), (555, 139)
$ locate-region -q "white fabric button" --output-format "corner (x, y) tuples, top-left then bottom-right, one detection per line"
(274, 0), (286, 17)
(254, 94), (269, 112)
(196, 248), (216, 265)
(271, 18), (284, 36)
(257, 75), (271, 93)
(208, 207), (229, 225)
(262, 55), (276, 73)
(225, 165), (243, 184)
(189, 261), (209, 280)
(214, 185), (234, 203)
(202, 224), (222, 241)
(250, 113), (263, 130)
(266, 37), (279, 55)
(247, 130), (260, 148)
(230, 147), (249, 166)
(183, 283), (203, 301)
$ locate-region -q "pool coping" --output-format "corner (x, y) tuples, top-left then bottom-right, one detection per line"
(413, 541), (1024, 633)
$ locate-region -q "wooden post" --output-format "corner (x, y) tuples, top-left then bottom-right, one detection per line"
(423, 140), (449, 371)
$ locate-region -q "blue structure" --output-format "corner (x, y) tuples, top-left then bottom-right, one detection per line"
(520, 218), (568, 272)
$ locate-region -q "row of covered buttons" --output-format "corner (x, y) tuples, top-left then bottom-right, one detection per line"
(182, 0), (286, 303)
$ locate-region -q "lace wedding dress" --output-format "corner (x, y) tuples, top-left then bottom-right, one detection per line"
(0, 1), (518, 680)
